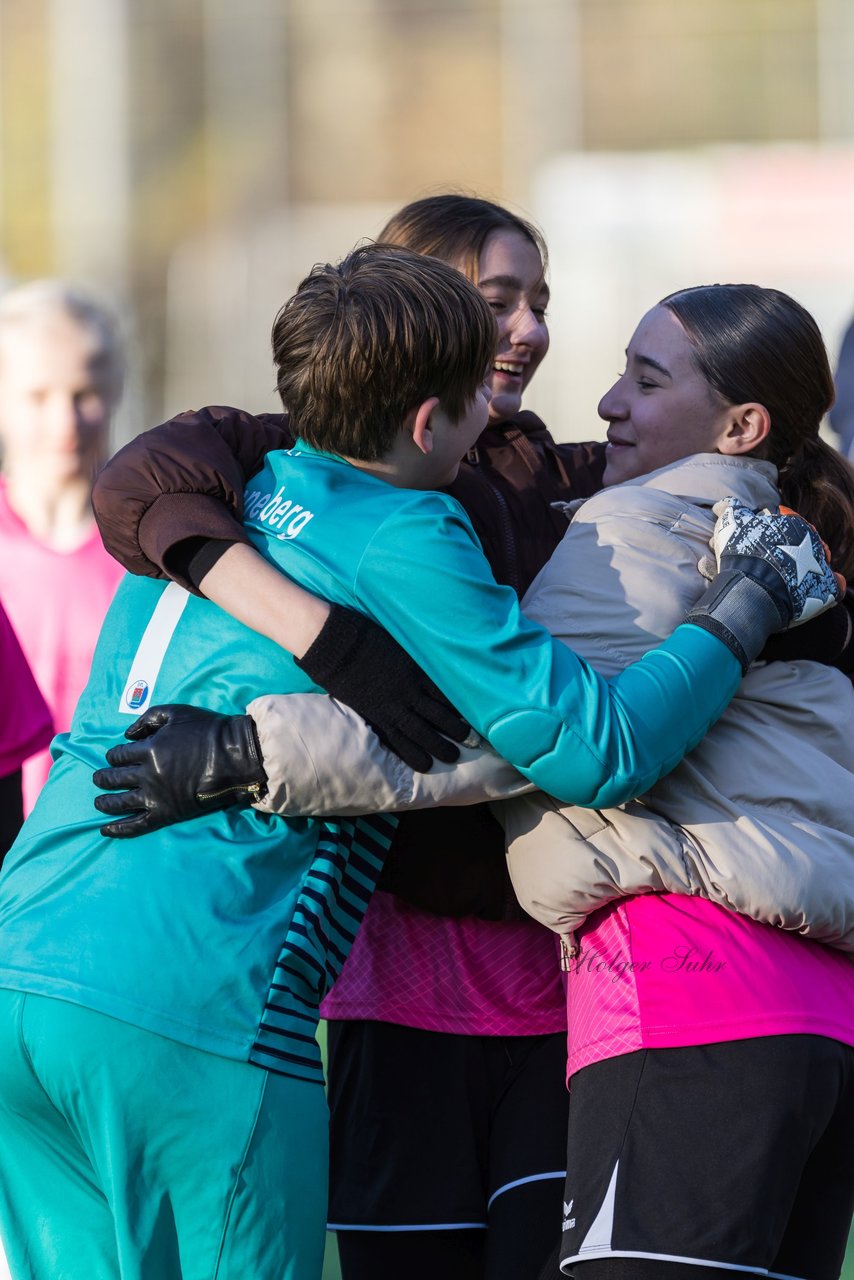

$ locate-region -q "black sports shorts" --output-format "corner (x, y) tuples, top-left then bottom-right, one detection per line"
(326, 1018), (568, 1234)
(558, 1036), (854, 1280)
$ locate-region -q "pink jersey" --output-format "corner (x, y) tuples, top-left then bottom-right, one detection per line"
(0, 480), (123, 810)
(0, 601), (53, 777)
(567, 894), (854, 1079)
(320, 890), (567, 1036)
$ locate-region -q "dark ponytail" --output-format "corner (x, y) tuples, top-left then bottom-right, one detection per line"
(776, 435), (854, 582)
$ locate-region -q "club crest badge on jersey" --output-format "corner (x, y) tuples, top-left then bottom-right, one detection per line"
(125, 679), (149, 711)
(117, 582), (190, 716)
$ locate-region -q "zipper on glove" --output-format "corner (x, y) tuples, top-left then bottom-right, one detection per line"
(196, 781), (264, 803)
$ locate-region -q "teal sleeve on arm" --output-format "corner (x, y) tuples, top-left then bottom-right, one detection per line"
(486, 624), (741, 808)
(354, 497), (742, 810)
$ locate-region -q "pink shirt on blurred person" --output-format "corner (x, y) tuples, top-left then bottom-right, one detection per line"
(0, 478), (123, 810)
(0, 598), (53, 779)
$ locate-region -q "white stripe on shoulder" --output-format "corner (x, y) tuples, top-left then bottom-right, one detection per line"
(118, 582), (190, 716)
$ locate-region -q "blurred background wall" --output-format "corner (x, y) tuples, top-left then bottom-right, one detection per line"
(1, 0), (853, 440)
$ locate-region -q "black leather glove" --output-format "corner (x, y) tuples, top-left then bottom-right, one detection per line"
(93, 704), (267, 839)
(295, 603), (470, 772)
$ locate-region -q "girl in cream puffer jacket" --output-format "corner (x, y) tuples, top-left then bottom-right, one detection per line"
(502, 450), (854, 951)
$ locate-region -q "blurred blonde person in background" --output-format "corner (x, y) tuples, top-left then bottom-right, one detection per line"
(0, 282), (125, 810)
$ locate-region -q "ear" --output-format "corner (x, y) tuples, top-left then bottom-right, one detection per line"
(717, 402), (771, 456)
(410, 396), (440, 458)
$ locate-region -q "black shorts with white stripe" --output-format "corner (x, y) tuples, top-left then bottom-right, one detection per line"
(326, 1019), (570, 1280)
(559, 1037), (854, 1280)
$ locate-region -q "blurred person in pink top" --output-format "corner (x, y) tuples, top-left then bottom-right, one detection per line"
(0, 281), (124, 810)
(0, 598), (53, 859)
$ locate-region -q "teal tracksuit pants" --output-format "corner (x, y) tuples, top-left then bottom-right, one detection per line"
(0, 989), (328, 1280)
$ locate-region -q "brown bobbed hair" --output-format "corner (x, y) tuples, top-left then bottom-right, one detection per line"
(661, 283), (854, 581)
(272, 243), (497, 461)
(378, 193), (547, 285)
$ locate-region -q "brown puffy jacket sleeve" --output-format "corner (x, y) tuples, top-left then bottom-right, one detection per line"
(93, 406), (294, 593)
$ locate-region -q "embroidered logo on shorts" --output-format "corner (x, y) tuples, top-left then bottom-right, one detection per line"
(562, 1199), (576, 1231)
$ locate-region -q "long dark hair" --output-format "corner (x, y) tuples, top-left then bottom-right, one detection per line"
(661, 284), (854, 580)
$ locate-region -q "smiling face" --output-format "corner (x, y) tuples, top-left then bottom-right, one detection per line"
(474, 230), (550, 424)
(599, 305), (737, 487)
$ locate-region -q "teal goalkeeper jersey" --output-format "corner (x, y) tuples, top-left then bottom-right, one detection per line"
(0, 441), (741, 1077)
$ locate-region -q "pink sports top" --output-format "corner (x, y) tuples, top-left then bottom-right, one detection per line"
(567, 893), (854, 1079)
(321, 890), (567, 1037)
(0, 480), (123, 809)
